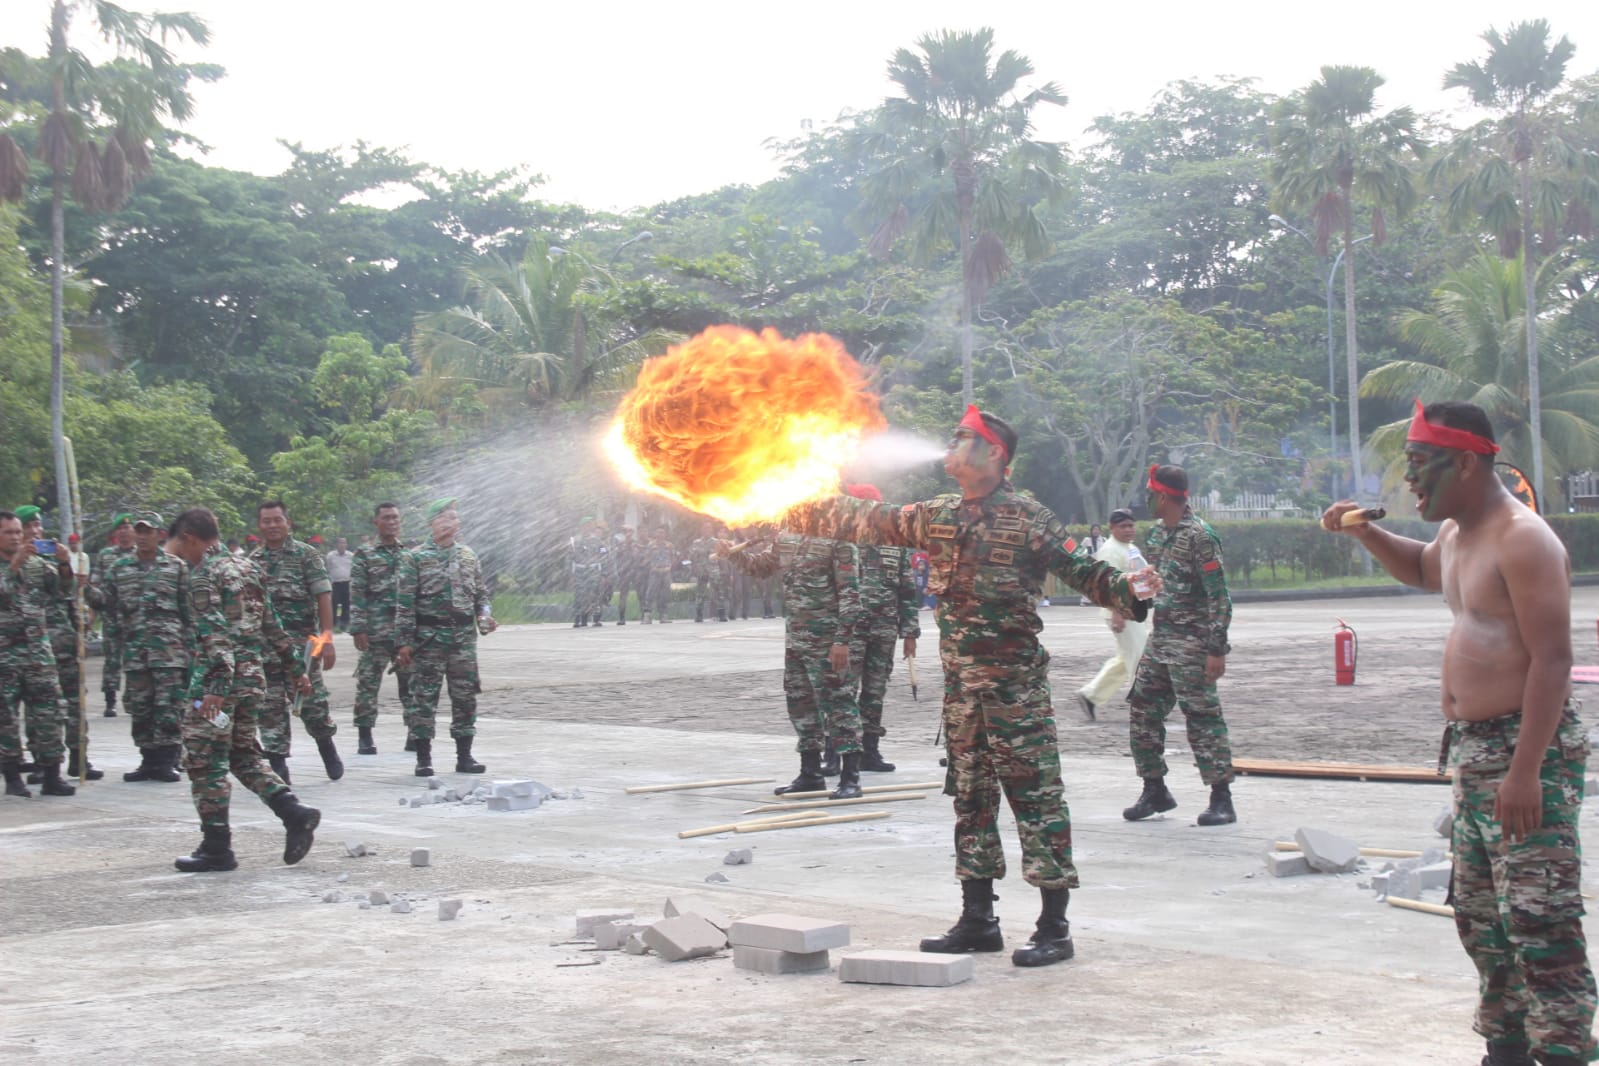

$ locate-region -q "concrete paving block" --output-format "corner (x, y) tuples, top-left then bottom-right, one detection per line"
(733, 945), (830, 974)
(838, 949), (972, 987)
(622, 933), (650, 956)
(1385, 868), (1420, 901)
(411, 848), (432, 868)
(486, 794), (542, 812)
(1294, 827), (1361, 873)
(1416, 860), (1453, 892)
(723, 848), (754, 866)
(438, 900), (463, 921)
(1433, 809), (1453, 838)
(641, 914), (727, 961)
(595, 921), (648, 950)
(663, 896), (732, 932)
(1263, 850), (1312, 878)
(369, 890), (389, 905)
(728, 913), (850, 953)
(1371, 872), (1390, 897)
(575, 909), (636, 938)
(390, 900), (412, 914)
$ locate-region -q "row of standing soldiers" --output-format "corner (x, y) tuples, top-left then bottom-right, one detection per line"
(568, 519), (778, 627)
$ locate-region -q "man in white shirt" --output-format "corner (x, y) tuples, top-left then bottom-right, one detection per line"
(1076, 509), (1148, 720)
(326, 537), (354, 632)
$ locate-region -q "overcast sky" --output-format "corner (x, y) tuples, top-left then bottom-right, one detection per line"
(4, 1), (1596, 211)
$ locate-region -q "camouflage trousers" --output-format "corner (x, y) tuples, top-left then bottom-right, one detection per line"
(645, 572), (673, 619)
(353, 636), (411, 728)
(0, 646), (66, 763)
(612, 576), (644, 623)
(695, 572), (729, 620)
(854, 624), (899, 738)
(406, 632), (480, 740)
(1127, 651), (1233, 786)
(180, 664), (288, 832)
(572, 567), (602, 622)
(51, 631), (81, 721)
(100, 629), (121, 695)
(259, 652), (334, 755)
(782, 625), (860, 754)
(1451, 706), (1597, 1061)
(941, 667), (1077, 889)
(124, 666), (186, 750)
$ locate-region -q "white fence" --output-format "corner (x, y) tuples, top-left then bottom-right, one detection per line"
(1199, 490), (1307, 520)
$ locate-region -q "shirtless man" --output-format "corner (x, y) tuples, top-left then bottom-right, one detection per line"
(1322, 400), (1594, 1066)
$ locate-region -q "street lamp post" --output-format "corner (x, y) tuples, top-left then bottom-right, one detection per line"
(609, 230), (653, 266)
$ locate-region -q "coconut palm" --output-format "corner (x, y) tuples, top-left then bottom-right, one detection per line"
(1430, 19), (1599, 510)
(853, 28), (1069, 405)
(1361, 248), (1599, 494)
(0, 1), (213, 533)
(1269, 66), (1425, 499)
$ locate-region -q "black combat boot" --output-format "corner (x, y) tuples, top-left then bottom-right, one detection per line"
(920, 878), (1005, 953)
(1196, 783), (1237, 826)
(103, 689), (118, 717)
(773, 749), (825, 795)
(404, 735), (417, 752)
(39, 762), (76, 796)
(67, 746), (105, 781)
(1479, 1040), (1535, 1066)
(1531, 1053), (1583, 1066)
(414, 737), (434, 777)
(267, 752), (292, 786)
(315, 736), (344, 781)
(123, 747), (156, 782)
(174, 827), (238, 873)
(3, 761), (30, 798)
(1122, 776), (1178, 821)
(357, 726), (376, 755)
(860, 734), (896, 773)
(148, 744), (183, 783)
(820, 740), (841, 777)
(831, 751), (863, 799)
(1011, 887), (1074, 967)
(573, 617), (585, 628)
(454, 735), (485, 774)
(267, 790), (321, 865)
(694, 603), (704, 623)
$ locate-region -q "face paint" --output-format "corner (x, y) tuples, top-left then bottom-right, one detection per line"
(1404, 444), (1457, 521)
(944, 429), (990, 477)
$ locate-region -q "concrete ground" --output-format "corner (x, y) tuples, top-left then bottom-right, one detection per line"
(4, 591), (1599, 1065)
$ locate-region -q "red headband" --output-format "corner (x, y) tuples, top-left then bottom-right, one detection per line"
(957, 405), (1009, 461)
(1147, 464), (1186, 499)
(845, 483), (883, 501)
(1406, 400), (1499, 455)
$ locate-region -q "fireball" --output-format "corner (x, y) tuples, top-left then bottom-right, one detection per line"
(605, 325), (884, 525)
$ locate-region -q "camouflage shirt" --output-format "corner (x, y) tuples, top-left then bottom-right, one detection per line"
(0, 557), (49, 657)
(613, 538), (646, 583)
(187, 545), (299, 698)
(858, 543), (922, 639)
(728, 533), (862, 644)
(644, 539), (676, 575)
(349, 541), (410, 641)
(689, 536), (723, 581)
(251, 538), (332, 638)
(786, 482), (1146, 690)
(101, 552), (193, 669)
(569, 533), (608, 576)
(396, 541), (489, 648)
(1143, 509), (1232, 658)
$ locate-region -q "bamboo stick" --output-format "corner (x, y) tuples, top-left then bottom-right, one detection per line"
(677, 811), (819, 839)
(775, 781), (943, 800)
(1387, 896), (1454, 918)
(625, 777), (774, 794)
(741, 793), (927, 815)
(1273, 842), (1444, 859)
(734, 810), (891, 833)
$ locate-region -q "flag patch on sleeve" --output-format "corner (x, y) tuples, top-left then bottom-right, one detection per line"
(1203, 560), (1221, 572)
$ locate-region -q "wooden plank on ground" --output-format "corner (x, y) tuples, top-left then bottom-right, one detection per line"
(1232, 757), (1449, 784)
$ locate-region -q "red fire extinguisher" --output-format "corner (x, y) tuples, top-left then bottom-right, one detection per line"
(1334, 619), (1357, 685)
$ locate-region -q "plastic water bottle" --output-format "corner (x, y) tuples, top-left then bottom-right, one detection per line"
(195, 699), (229, 733)
(1125, 544), (1156, 599)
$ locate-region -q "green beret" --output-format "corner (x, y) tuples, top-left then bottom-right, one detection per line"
(112, 512), (133, 528)
(14, 505), (41, 524)
(426, 498), (457, 522)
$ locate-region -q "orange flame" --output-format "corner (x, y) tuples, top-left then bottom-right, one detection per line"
(605, 325), (884, 525)
(308, 631), (333, 658)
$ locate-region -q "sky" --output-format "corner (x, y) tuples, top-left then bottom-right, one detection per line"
(4, 1), (1597, 212)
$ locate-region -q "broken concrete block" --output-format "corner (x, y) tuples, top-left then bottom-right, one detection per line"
(1385, 867), (1420, 901)
(443, 788), (460, 802)
(486, 793), (542, 812)
(575, 909), (636, 938)
(438, 900), (463, 921)
(595, 920), (648, 950)
(336, 873), (349, 883)
(369, 890), (390, 905)
(570, 788), (585, 800)
(1294, 827), (1361, 874)
(723, 848), (754, 866)
(838, 949), (972, 987)
(321, 890), (342, 903)
(398, 797), (407, 806)
(1263, 850), (1312, 878)
(411, 848), (432, 868)
(343, 841), (368, 858)
(1371, 872), (1390, 897)
(1434, 809), (1454, 838)
(390, 900), (412, 914)
(1419, 847), (1446, 866)
(663, 896), (732, 931)
(357, 900), (371, 910)
(728, 913), (850, 953)
(1417, 860), (1453, 893)
(425, 777), (443, 790)
(642, 914), (727, 962)
(409, 797), (425, 808)
(622, 933), (649, 956)
(733, 945), (830, 974)
(705, 872), (730, 884)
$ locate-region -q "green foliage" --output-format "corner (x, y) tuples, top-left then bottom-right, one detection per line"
(312, 333), (409, 421)
(0, 205), (52, 508)
(267, 409), (440, 537)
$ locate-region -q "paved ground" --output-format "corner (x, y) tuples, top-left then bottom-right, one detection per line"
(4, 591), (1599, 1065)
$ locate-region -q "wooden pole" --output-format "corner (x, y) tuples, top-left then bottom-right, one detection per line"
(625, 777), (775, 794)
(64, 436), (87, 785)
(677, 811), (818, 839)
(1273, 842), (1439, 859)
(734, 811), (891, 833)
(774, 781), (942, 801)
(742, 793), (926, 815)
(1386, 896), (1454, 918)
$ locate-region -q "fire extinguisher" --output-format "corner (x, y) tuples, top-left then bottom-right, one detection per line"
(1334, 619), (1357, 686)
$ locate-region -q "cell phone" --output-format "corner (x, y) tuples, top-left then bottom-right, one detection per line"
(33, 539), (57, 555)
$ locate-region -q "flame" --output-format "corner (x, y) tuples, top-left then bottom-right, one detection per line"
(605, 325), (884, 525)
(308, 631), (333, 658)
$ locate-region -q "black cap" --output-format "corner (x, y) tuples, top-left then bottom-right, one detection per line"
(1108, 508), (1136, 525)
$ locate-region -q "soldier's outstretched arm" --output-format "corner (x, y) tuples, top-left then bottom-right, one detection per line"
(893, 549), (920, 639)
(1044, 516), (1148, 621)
(785, 495), (928, 550)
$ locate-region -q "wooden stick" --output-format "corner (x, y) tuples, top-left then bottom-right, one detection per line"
(741, 793), (927, 815)
(1386, 896), (1454, 918)
(625, 777), (774, 794)
(1273, 842), (1442, 859)
(734, 811), (891, 833)
(775, 781), (943, 800)
(677, 810), (819, 839)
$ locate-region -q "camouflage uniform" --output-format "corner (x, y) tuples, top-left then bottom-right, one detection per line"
(569, 531), (607, 625)
(350, 541), (412, 727)
(643, 538), (675, 622)
(611, 537), (646, 623)
(396, 540), (489, 741)
(1126, 509), (1233, 786)
(855, 544), (921, 739)
(690, 536), (729, 622)
(99, 552), (192, 752)
(787, 484), (1146, 889)
(252, 538), (335, 754)
(184, 545), (296, 831)
(0, 559), (66, 765)
(40, 559), (82, 739)
(729, 534), (865, 754)
(1450, 704), (1597, 1062)
(93, 544), (133, 699)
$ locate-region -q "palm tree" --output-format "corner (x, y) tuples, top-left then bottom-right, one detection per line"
(1269, 66), (1425, 500)
(0, 1), (213, 534)
(1362, 248), (1599, 491)
(412, 236), (677, 415)
(854, 28), (1069, 405)
(1431, 19), (1599, 510)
